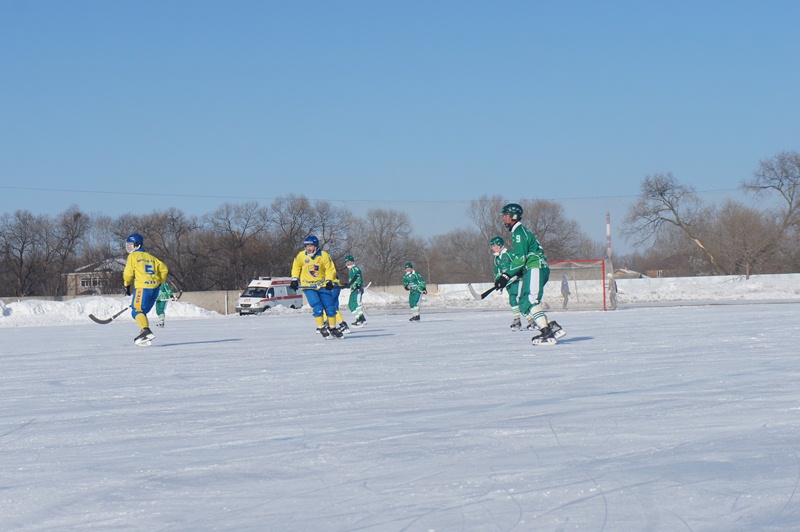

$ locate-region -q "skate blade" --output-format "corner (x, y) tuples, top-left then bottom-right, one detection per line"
(134, 339), (152, 347)
(531, 338), (558, 346)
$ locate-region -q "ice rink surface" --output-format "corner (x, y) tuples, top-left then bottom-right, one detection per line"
(2, 296), (799, 530)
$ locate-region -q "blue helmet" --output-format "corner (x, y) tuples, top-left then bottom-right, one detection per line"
(125, 233), (144, 250)
(125, 233), (144, 253)
(303, 235), (319, 248)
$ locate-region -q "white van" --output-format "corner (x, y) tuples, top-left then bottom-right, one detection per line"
(236, 277), (303, 315)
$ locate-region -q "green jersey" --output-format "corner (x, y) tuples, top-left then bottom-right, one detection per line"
(157, 282), (174, 302)
(348, 265), (363, 290)
(493, 247), (514, 277)
(508, 222), (548, 274)
(403, 270), (426, 293)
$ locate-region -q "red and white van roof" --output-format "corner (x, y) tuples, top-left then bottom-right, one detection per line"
(247, 276), (292, 288)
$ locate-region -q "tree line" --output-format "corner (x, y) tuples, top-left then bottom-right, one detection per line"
(2, 150), (798, 297)
(622, 150), (800, 278)
(0, 194), (602, 297)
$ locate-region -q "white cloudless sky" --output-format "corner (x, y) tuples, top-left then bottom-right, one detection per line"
(1, 1), (798, 251)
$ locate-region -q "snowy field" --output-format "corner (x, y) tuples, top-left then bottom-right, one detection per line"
(2, 275), (800, 530)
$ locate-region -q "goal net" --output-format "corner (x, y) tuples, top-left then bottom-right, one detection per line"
(543, 259), (612, 311)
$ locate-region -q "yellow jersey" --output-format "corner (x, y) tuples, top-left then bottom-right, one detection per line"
(291, 249), (336, 288)
(123, 249), (169, 289)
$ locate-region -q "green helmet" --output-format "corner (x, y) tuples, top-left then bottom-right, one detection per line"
(405, 262), (413, 269)
(502, 203), (523, 220)
(344, 254), (354, 263)
(490, 236), (504, 247)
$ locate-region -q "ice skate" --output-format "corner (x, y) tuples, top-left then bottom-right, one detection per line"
(134, 327), (155, 346)
(329, 325), (344, 338)
(316, 326), (332, 339)
(338, 321), (351, 334)
(352, 315), (366, 327)
(510, 317), (522, 331)
(548, 320), (565, 339)
(531, 326), (557, 346)
(409, 315), (420, 322)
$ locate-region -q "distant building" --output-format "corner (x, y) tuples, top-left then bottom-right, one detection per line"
(643, 269), (680, 278)
(614, 268), (646, 279)
(64, 258), (126, 296)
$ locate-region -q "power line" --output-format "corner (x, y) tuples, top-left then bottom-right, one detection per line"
(0, 184), (745, 204)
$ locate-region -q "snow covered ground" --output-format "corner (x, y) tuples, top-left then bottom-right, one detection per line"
(2, 275), (799, 530)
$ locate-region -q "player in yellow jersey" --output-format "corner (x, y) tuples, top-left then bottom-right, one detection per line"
(122, 233), (169, 346)
(290, 235), (343, 339)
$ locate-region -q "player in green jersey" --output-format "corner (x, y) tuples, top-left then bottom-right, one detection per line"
(402, 262), (426, 322)
(491, 236), (534, 331)
(344, 255), (366, 327)
(495, 203), (565, 345)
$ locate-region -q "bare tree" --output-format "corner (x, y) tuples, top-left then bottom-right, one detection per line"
(309, 200), (354, 262)
(46, 205), (91, 295)
(138, 208), (203, 291)
(468, 195), (599, 260)
(0, 210), (47, 296)
(708, 200), (781, 277)
(739, 150), (800, 269)
(428, 229), (489, 283)
(359, 208), (416, 285)
(744, 150), (800, 228)
(467, 194), (507, 244)
(79, 213), (119, 263)
(623, 173), (724, 273)
(782, 225), (800, 272)
(265, 195), (357, 276)
(520, 199), (596, 259)
(626, 224), (701, 276)
(267, 195), (317, 271)
(204, 202), (271, 289)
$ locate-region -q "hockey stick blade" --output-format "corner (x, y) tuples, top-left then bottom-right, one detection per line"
(89, 308), (128, 325)
(467, 283), (481, 300)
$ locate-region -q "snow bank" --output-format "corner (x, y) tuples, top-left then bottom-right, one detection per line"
(0, 296), (218, 328)
(3, 273), (800, 327)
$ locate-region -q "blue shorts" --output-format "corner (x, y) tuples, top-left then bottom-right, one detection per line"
(303, 288), (337, 318)
(130, 287), (159, 318)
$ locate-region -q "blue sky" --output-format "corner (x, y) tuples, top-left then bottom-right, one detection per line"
(2, 1), (798, 253)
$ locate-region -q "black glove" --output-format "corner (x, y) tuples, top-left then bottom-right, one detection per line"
(495, 273), (511, 289)
(290, 279), (299, 290)
(423, 289), (428, 294)
(342, 282), (351, 288)
(124, 285), (131, 296)
(325, 280), (333, 290)
(404, 285), (410, 291)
